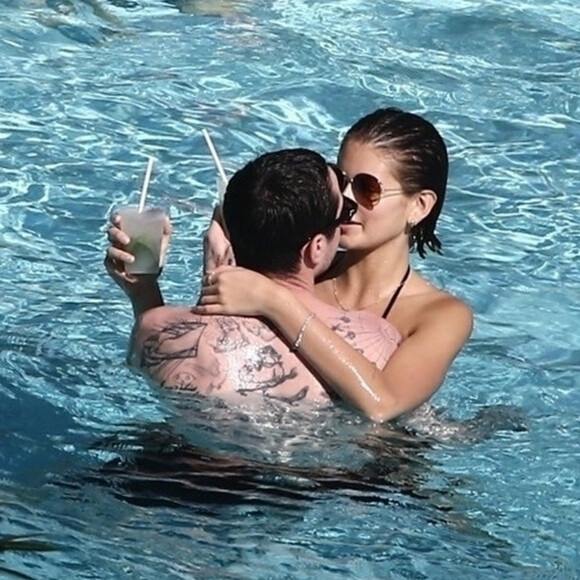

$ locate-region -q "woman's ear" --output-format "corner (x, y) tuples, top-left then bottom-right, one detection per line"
(410, 189), (437, 223)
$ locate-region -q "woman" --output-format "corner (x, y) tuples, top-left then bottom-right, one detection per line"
(196, 107), (473, 423)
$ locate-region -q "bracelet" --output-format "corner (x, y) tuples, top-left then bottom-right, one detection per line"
(291, 313), (315, 352)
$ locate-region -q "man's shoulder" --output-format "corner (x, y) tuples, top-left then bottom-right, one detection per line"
(138, 306), (279, 342)
(138, 305), (195, 329)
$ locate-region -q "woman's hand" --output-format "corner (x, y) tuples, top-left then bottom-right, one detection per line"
(203, 208), (235, 274)
(194, 266), (283, 317)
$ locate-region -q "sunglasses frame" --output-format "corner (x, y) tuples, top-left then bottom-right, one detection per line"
(329, 163), (405, 209)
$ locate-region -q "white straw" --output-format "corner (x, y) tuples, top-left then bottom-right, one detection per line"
(138, 156), (156, 213)
(201, 128), (228, 185)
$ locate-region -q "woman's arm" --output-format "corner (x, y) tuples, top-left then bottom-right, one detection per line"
(196, 267), (473, 422)
(203, 206), (235, 274)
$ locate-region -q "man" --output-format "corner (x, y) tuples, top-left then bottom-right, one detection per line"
(105, 148), (400, 404)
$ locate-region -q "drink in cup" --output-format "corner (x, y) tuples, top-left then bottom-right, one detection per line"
(117, 206), (165, 274)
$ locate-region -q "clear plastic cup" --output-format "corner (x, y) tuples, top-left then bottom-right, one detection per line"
(117, 206), (166, 274)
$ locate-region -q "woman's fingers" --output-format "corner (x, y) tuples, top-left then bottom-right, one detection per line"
(109, 213), (121, 228)
(198, 284), (220, 303)
(104, 255), (131, 280)
(191, 303), (217, 315)
(203, 218), (234, 273)
(198, 286), (220, 301)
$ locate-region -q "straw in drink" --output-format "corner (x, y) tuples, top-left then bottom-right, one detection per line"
(117, 156), (166, 274)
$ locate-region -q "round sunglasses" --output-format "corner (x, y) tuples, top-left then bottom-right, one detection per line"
(328, 163), (405, 209)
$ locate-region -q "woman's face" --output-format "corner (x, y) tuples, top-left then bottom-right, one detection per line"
(336, 139), (414, 253)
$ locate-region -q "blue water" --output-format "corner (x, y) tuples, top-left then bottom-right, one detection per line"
(1, 0), (579, 578)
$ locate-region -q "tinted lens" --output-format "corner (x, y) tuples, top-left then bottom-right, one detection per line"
(351, 173), (382, 207)
(340, 196), (358, 223)
(330, 196), (357, 229)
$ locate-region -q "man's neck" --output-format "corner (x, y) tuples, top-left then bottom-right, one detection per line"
(264, 268), (340, 317)
(267, 271), (314, 296)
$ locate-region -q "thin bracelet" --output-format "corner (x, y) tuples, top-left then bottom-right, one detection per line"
(291, 312), (315, 352)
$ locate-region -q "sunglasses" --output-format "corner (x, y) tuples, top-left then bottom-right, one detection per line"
(329, 163), (404, 209)
(300, 195), (357, 248)
(327, 195), (358, 229)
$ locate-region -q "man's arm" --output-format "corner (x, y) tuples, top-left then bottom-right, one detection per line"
(104, 213), (171, 317)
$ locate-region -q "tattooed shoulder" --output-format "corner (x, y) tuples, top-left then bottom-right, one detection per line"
(241, 317), (278, 342)
(135, 311), (325, 404)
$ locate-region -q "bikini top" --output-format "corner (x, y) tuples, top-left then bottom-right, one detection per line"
(381, 264), (411, 320)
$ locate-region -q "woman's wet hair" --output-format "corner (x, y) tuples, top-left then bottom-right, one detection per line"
(223, 148), (338, 275)
(339, 107), (448, 258)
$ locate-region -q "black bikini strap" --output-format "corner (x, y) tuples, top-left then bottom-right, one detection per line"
(381, 265), (411, 319)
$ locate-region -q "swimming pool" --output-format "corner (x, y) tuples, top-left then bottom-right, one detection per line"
(1, 0), (579, 578)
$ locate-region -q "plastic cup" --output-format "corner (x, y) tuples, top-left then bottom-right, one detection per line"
(117, 206), (166, 274)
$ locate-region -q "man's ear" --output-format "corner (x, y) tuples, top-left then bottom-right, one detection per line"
(302, 233), (326, 269)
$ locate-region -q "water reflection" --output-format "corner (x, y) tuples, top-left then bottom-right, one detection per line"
(75, 394), (528, 516)
(82, 420), (442, 513)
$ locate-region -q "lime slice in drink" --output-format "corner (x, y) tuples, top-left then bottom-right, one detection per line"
(130, 238), (157, 271)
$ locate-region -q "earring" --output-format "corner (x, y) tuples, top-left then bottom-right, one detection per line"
(404, 221), (415, 235)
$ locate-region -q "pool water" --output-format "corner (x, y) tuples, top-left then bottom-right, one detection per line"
(1, 0), (579, 578)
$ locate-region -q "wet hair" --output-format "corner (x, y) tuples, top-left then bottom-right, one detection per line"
(223, 148), (338, 276)
(339, 107), (448, 258)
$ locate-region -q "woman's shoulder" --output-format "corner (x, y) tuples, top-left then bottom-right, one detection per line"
(428, 288), (472, 324)
(417, 283), (473, 336)
(396, 277), (473, 341)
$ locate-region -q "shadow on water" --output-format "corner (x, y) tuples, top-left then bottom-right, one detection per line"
(18, 390), (531, 573)
(0, 534), (60, 580)
(402, 402), (529, 444)
(71, 398), (528, 518)
(71, 421), (435, 514)
(26, 0), (125, 46)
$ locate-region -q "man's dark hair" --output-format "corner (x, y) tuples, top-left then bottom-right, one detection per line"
(223, 148), (338, 276)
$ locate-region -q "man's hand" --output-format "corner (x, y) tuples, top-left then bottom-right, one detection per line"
(104, 212), (171, 316)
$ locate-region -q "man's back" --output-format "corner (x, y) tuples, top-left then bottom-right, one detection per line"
(131, 300), (401, 405)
